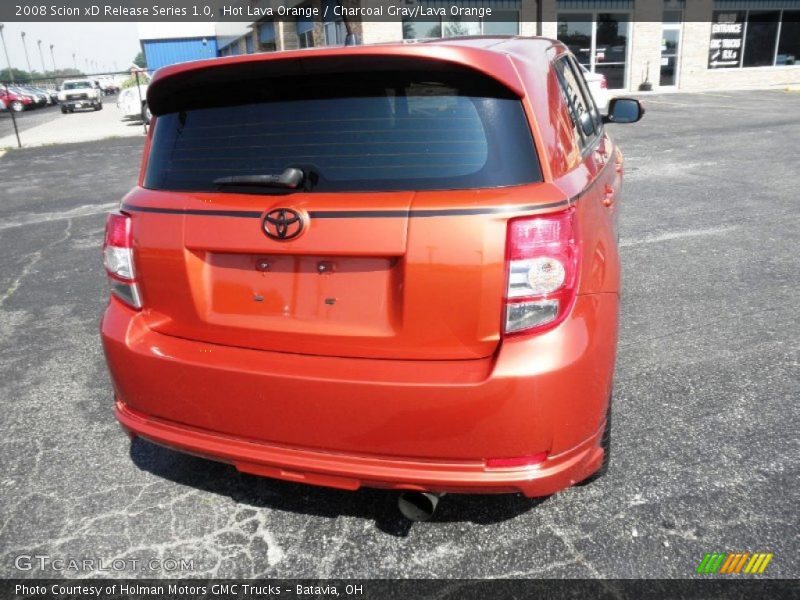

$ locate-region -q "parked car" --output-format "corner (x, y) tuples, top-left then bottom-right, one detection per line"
(580, 65), (609, 112)
(0, 88), (34, 112)
(96, 76), (121, 95)
(30, 86), (59, 105)
(58, 79), (103, 112)
(101, 38), (642, 520)
(7, 86), (40, 108)
(16, 86), (48, 107)
(117, 84), (150, 123)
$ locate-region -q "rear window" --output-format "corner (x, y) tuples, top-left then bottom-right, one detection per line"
(63, 81), (91, 90)
(144, 70), (541, 194)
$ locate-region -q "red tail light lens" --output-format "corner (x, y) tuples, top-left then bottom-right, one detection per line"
(504, 208), (579, 335)
(103, 212), (141, 309)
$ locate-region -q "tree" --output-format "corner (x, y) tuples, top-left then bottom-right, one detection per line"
(1, 67), (34, 83)
(133, 51), (147, 69)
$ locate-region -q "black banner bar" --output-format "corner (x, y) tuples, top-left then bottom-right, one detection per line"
(3, 579), (798, 600)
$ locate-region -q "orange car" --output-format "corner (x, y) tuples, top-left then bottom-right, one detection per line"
(101, 37), (642, 519)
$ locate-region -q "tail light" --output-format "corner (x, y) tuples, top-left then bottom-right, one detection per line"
(503, 208), (579, 335)
(103, 211), (142, 309)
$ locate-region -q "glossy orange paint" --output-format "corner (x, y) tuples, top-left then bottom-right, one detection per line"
(102, 37), (628, 497)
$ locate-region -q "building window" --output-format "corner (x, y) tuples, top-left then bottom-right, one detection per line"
(324, 20), (346, 45)
(557, 12), (631, 90)
(743, 11), (780, 67)
(402, 17), (442, 40)
(777, 11), (799, 65)
(710, 9), (800, 69)
(258, 21), (277, 52)
(660, 9), (682, 87)
(297, 8), (315, 48)
(323, 0), (346, 45)
(483, 11), (520, 36)
(402, 11), (520, 40)
(245, 34), (254, 54)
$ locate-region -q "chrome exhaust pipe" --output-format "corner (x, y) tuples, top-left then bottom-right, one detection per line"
(398, 491), (444, 522)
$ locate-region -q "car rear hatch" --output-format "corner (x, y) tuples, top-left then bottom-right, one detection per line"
(127, 49), (547, 361)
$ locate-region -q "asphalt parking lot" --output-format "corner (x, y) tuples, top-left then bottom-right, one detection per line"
(0, 90), (797, 580)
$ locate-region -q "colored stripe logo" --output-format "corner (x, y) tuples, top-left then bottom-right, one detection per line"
(697, 552), (773, 574)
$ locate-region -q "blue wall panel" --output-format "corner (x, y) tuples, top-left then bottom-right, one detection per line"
(142, 38), (219, 71)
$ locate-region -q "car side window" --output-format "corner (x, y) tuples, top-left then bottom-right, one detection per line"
(554, 56), (600, 152)
(567, 55), (603, 136)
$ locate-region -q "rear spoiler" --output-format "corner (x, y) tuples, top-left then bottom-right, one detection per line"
(147, 45), (526, 116)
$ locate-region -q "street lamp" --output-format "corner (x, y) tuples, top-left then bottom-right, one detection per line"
(21, 31), (33, 79)
(37, 39), (46, 75)
(72, 52), (76, 71)
(0, 23), (14, 83)
(50, 44), (56, 73)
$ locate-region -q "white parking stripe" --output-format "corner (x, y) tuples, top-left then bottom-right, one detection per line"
(620, 225), (738, 247)
(0, 202), (118, 231)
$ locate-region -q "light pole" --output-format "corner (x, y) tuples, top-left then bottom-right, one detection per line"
(0, 24), (14, 83)
(37, 39), (46, 75)
(49, 44), (56, 73)
(72, 52), (76, 71)
(21, 31), (33, 79)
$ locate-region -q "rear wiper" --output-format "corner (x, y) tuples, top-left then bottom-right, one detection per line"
(213, 167), (303, 189)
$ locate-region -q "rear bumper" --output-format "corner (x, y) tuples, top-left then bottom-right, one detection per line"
(63, 99), (97, 108)
(103, 293), (618, 496)
(116, 400), (604, 496)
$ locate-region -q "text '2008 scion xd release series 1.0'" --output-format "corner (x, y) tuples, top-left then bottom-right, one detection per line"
(100, 37), (643, 516)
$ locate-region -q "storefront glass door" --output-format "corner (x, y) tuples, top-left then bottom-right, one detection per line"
(557, 12), (630, 89)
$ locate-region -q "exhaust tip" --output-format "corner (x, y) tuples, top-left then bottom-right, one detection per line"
(398, 491), (442, 522)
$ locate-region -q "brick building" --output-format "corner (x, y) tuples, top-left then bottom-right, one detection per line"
(214, 0), (800, 93)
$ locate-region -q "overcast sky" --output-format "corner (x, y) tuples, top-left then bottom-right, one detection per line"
(0, 22), (140, 74)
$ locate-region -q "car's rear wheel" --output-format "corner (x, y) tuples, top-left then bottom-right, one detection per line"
(578, 396), (612, 485)
(95, 102), (103, 111)
(11, 101), (24, 112)
(142, 102), (151, 125)
(61, 106), (67, 114)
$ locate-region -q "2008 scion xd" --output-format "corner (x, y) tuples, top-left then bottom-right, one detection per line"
(101, 37), (643, 515)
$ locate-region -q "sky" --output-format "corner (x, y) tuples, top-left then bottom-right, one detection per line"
(0, 22), (140, 74)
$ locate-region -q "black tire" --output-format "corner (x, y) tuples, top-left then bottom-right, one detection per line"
(61, 106), (67, 114)
(11, 101), (24, 112)
(68, 109), (74, 113)
(95, 102), (103, 111)
(578, 397), (612, 486)
(142, 102), (151, 125)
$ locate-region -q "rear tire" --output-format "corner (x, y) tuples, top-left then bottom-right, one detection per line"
(142, 102), (151, 125)
(578, 396), (612, 486)
(11, 101), (24, 112)
(61, 106), (67, 114)
(95, 102), (103, 111)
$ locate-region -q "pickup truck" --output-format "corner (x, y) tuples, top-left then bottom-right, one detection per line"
(58, 79), (103, 113)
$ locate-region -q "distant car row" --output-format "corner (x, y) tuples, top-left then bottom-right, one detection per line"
(0, 75), (124, 113)
(0, 85), (58, 112)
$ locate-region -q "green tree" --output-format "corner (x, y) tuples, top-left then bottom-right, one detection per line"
(133, 51), (147, 69)
(1, 67), (34, 83)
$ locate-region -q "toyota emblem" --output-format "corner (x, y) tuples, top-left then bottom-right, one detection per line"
(262, 208), (304, 241)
